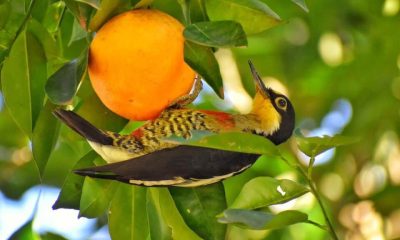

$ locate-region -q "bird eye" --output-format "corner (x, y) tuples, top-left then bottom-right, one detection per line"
(275, 97), (287, 110)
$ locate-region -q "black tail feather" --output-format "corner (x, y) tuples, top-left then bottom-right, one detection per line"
(74, 166), (131, 183)
(72, 145), (260, 186)
(53, 109), (113, 145)
(74, 168), (119, 180)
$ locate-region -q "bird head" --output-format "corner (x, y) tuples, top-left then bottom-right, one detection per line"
(248, 61), (295, 145)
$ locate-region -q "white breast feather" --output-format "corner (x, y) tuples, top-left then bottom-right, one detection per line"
(88, 141), (137, 163)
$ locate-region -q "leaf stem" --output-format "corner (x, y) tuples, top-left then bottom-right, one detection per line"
(306, 220), (328, 231)
(308, 156), (315, 178)
(306, 176), (338, 240)
(281, 155), (338, 239)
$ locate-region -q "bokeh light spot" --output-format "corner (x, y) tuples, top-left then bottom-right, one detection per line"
(391, 77), (400, 100)
(351, 201), (385, 239)
(11, 146), (31, 166)
(215, 49), (253, 114)
(321, 99), (352, 132)
(397, 54), (400, 69)
(284, 18), (310, 46)
(319, 173), (344, 201)
(354, 164), (387, 197)
(262, 77), (288, 97)
(318, 32), (344, 67)
(386, 209), (400, 239)
(375, 132), (400, 184)
(339, 203), (356, 230)
(383, 0), (400, 16)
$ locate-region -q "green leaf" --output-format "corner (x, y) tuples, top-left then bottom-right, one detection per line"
(205, 0), (281, 35)
(31, 0), (50, 22)
(296, 134), (359, 157)
(135, 0), (154, 8)
(42, 140), (84, 186)
(147, 188), (173, 240)
(0, 1), (11, 30)
(0, 102), (27, 148)
(79, 178), (118, 218)
(0, 30), (12, 53)
(64, 0), (94, 30)
(69, 18), (87, 45)
(1, 29), (47, 136)
(158, 188), (202, 240)
(177, 0), (208, 24)
(177, 0), (192, 25)
(218, 209), (308, 230)
(74, 0), (100, 9)
(40, 232), (68, 240)
(169, 183), (227, 240)
(32, 101), (61, 176)
(53, 151), (99, 210)
(291, 0), (309, 12)
(88, 0), (130, 32)
(166, 131), (279, 156)
(184, 21), (247, 48)
(42, 1), (66, 33)
(230, 177), (309, 209)
(9, 220), (40, 240)
(27, 19), (59, 62)
(109, 183), (149, 240)
(184, 41), (224, 98)
(57, 9), (90, 60)
(45, 57), (86, 105)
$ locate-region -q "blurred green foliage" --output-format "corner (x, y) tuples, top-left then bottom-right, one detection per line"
(0, 0), (399, 239)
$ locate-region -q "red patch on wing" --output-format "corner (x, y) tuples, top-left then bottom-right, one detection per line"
(131, 128), (144, 138)
(200, 110), (235, 129)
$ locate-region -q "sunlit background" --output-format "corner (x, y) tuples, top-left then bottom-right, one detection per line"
(1, 0), (400, 239)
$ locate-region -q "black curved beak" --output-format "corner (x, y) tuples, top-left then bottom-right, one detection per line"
(248, 60), (273, 99)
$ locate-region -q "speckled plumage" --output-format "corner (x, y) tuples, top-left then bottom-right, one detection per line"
(102, 108), (237, 159)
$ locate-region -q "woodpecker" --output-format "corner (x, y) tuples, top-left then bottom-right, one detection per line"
(54, 61), (295, 187)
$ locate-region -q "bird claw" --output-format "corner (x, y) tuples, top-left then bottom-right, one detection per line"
(168, 75), (202, 109)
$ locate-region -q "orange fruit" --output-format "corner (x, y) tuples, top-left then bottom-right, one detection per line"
(88, 9), (195, 120)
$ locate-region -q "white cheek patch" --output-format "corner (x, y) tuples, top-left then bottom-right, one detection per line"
(88, 141), (137, 163)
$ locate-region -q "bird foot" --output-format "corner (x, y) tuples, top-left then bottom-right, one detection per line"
(168, 75), (202, 109)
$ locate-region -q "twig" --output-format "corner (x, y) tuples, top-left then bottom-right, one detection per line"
(306, 220), (328, 231)
(281, 155), (339, 240)
(306, 176), (339, 240)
